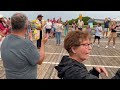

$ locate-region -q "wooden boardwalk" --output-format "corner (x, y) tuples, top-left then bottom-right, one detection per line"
(0, 35), (120, 79)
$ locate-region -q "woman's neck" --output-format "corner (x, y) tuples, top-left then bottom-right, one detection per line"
(69, 55), (82, 63)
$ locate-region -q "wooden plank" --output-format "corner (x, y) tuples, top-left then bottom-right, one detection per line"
(37, 38), (62, 79)
(37, 54), (52, 79)
(43, 54), (59, 79)
(38, 45), (62, 79)
(37, 54), (58, 79)
(1, 35), (120, 79)
(44, 49), (63, 78)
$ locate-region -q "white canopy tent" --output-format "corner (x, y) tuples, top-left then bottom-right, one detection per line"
(111, 17), (120, 23)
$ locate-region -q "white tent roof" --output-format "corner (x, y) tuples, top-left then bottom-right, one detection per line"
(112, 18), (120, 21)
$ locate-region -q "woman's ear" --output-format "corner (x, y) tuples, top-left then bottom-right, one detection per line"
(71, 47), (76, 54)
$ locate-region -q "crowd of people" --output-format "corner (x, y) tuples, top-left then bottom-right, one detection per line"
(0, 12), (120, 79)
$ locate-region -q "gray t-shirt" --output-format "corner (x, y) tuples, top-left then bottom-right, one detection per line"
(1, 34), (40, 79)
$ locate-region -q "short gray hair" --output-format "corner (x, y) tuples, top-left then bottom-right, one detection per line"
(11, 13), (28, 31)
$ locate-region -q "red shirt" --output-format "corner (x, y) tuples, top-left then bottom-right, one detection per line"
(0, 22), (10, 35)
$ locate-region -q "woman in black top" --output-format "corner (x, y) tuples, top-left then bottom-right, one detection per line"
(105, 21), (118, 49)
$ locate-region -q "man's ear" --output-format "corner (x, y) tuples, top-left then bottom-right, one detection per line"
(24, 22), (28, 30)
(71, 47), (76, 54)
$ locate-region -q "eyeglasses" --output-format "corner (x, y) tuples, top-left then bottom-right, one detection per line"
(75, 43), (92, 48)
(80, 43), (92, 48)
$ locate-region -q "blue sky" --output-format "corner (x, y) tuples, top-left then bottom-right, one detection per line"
(1, 11), (120, 21)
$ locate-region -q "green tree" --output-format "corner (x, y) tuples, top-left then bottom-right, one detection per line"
(67, 16), (97, 25)
(68, 19), (75, 25)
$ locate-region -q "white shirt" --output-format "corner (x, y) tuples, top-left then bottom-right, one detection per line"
(78, 20), (84, 28)
(53, 23), (57, 29)
(95, 26), (103, 36)
(45, 21), (52, 29)
(56, 23), (63, 32)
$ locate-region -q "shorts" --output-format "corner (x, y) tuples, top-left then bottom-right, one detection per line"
(78, 28), (82, 31)
(95, 36), (100, 39)
(46, 29), (51, 33)
(109, 32), (117, 38)
(104, 28), (109, 32)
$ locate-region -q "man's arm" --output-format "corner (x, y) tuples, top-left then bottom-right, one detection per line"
(37, 37), (48, 65)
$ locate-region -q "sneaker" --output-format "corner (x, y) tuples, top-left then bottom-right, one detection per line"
(105, 45), (108, 48)
(98, 45), (100, 48)
(113, 46), (115, 48)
